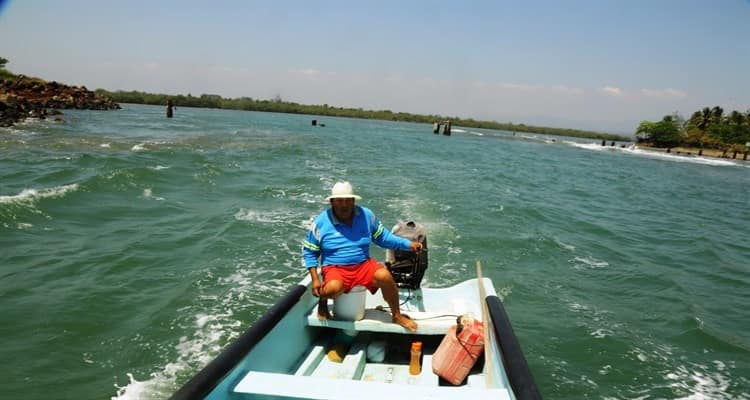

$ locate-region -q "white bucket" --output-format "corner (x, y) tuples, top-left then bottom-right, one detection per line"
(333, 285), (366, 321)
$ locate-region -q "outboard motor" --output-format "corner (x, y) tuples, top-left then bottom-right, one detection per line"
(385, 221), (428, 289)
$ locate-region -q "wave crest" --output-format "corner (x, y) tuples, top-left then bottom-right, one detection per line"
(0, 184), (79, 205)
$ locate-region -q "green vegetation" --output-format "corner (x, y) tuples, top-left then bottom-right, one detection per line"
(95, 88), (629, 141)
(0, 57), (17, 81)
(636, 107), (750, 151)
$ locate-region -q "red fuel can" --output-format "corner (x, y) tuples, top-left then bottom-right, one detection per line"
(431, 317), (485, 385)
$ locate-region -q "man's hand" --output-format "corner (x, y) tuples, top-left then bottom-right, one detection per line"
(410, 241), (424, 254)
(311, 279), (322, 297)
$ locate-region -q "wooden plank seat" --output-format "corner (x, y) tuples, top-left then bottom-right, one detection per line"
(306, 307), (460, 335)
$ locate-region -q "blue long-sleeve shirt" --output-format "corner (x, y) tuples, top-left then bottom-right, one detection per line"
(302, 205), (411, 269)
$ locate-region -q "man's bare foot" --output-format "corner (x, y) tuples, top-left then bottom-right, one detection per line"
(393, 313), (417, 332)
(317, 298), (332, 320)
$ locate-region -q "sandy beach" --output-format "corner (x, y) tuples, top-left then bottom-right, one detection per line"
(637, 144), (749, 160)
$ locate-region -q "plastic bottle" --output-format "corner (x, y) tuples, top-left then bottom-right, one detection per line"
(409, 341), (422, 375)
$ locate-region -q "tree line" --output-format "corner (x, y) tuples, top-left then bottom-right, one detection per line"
(0, 57), (15, 81)
(94, 89), (629, 141)
(636, 107), (750, 151)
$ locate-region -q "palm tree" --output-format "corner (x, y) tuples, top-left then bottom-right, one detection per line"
(711, 106), (724, 125)
(696, 107), (712, 131)
(728, 110), (745, 126)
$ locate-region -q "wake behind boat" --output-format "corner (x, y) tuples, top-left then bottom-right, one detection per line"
(171, 222), (541, 400)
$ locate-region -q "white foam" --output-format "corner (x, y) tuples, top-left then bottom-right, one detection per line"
(0, 184), (79, 204)
(666, 363), (735, 400)
(567, 142), (746, 167)
(591, 328), (614, 339)
(572, 256), (609, 269)
(142, 188), (164, 201)
(234, 208), (307, 230)
(497, 285), (513, 301)
(555, 238), (576, 251)
(112, 257), (299, 399)
(131, 143), (147, 151)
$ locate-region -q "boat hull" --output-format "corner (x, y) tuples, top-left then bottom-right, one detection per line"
(171, 276), (541, 400)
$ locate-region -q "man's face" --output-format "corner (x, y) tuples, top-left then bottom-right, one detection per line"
(330, 197), (355, 220)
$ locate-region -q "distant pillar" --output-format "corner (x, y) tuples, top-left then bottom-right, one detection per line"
(610, 141), (615, 146)
(601, 139), (606, 146)
(732, 151), (738, 159)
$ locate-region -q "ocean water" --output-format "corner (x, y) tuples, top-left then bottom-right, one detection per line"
(1, 104), (748, 400)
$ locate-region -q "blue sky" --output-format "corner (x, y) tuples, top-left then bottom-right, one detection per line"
(1, 0), (749, 133)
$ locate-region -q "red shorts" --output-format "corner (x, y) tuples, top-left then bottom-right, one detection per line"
(322, 258), (384, 294)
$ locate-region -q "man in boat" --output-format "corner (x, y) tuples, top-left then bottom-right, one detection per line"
(302, 181), (423, 332)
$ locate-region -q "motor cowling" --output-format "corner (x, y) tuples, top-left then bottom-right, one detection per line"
(385, 220), (428, 289)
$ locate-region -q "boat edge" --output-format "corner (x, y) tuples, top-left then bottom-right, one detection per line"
(487, 295), (542, 400)
(169, 282), (308, 400)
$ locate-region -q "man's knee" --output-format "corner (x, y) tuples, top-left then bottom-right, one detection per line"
(373, 268), (394, 286)
(321, 280), (345, 298)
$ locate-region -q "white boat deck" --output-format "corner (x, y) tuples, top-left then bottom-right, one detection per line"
(234, 371), (511, 399)
(235, 341), (510, 400)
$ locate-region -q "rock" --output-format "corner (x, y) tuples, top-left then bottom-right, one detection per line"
(0, 76), (120, 127)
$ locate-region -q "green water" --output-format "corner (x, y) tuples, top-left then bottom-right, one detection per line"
(1, 104), (748, 399)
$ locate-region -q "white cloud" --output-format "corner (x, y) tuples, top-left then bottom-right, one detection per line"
(477, 82), (584, 95)
(602, 86), (623, 96)
(640, 88), (687, 98)
(297, 68), (321, 77)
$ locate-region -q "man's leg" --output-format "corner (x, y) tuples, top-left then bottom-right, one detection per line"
(317, 279), (344, 320)
(373, 268), (418, 332)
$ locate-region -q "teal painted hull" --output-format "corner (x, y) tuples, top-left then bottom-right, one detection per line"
(172, 276), (540, 400)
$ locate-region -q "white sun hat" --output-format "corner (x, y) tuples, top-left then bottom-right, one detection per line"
(326, 181), (362, 200)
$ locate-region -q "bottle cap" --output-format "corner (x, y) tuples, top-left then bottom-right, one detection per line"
(411, 341), (422, 351)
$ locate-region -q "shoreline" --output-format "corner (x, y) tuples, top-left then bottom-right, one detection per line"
(635, 144), (748, 161)
(0, 76), (120, 127)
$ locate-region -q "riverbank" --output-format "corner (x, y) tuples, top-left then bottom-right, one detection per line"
(97, 89), (631, 142)
(636, 144), (749, 160)
(0, 76), (120, 127)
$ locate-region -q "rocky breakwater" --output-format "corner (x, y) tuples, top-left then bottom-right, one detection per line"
(0, 76), (120, 127)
